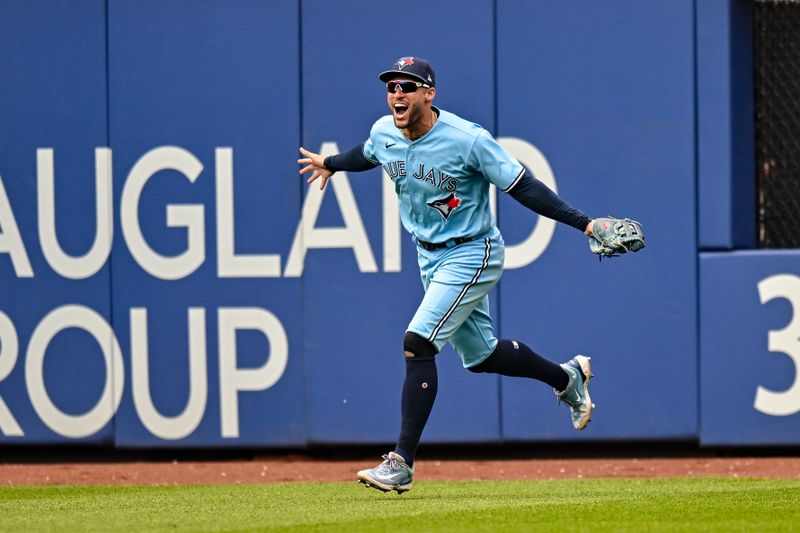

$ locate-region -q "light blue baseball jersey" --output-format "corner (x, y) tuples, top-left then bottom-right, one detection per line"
(363, 107), (524, 244)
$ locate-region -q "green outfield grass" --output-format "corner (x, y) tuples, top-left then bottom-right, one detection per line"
(1, 478), (798, 532)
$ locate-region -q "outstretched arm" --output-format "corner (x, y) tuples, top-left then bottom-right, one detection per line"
(298, 143), (378, 190)
(510, 174), (646, 258)
(508, 172), (594, 235)
(323, 142), (378, 173)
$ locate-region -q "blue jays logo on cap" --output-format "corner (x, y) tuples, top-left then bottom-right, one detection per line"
(396, 57), (415, 69)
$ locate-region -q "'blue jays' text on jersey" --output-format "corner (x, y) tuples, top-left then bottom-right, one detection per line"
(362, 107), (524, 244)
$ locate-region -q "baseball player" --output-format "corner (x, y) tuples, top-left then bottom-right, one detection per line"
(298, 56), (642, 494)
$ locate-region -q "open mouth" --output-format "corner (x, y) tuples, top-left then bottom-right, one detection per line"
(393, 102), (409, 119)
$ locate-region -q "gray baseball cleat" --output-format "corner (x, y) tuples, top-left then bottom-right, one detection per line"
(356, 451), (414, 493)
(555, 355), (595, 430)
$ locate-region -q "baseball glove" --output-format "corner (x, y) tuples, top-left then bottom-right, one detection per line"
(589, 217), (645, 259)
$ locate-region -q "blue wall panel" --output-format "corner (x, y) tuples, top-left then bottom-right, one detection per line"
(496, 0), (697, 439)
(0, 1), (112, 444)
(697, 0), (754, 249)
(700, 252), (800, 445)
(301, 0), (501, 444)
(107, 0), (305, 446)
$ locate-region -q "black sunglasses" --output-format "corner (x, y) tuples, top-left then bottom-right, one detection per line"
(386, 80), (431, 93)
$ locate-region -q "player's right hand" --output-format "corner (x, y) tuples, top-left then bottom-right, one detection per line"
(298, 147), (334, 190)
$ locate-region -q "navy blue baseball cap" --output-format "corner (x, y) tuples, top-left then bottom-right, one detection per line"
(379, 56), (436, 87)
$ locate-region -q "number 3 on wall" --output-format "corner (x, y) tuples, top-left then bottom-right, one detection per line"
(755, 274), (800, 416)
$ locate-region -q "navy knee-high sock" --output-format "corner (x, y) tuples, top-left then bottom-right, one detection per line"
(395, 358), (437, 467)
(470, 339), (569, 391)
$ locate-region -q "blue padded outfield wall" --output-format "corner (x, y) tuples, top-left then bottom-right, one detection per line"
(701, 252), (800, 445)
(1, 0), (797, 448)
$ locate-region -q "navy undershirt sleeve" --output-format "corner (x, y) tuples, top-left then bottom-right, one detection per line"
(508, 172), (592, 232)
(323, 142), (379, 173)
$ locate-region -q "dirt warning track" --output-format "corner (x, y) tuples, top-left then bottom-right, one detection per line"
(1, 456), (799, 485)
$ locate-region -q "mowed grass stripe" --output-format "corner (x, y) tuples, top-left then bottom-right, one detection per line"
(1, 478), (798, 532)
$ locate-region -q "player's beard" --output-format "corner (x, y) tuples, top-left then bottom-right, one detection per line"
(395, 103), (425, 135)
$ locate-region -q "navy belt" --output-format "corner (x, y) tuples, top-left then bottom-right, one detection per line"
(417, 236), (474, 251)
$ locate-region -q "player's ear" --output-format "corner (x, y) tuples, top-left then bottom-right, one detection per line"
(425, 87), (436, 103)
